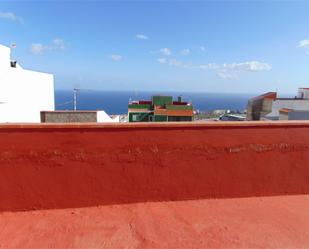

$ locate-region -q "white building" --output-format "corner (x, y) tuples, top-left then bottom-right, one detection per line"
(247, 88), (309, 120)
(0, 44), (54, 123)
(279, 108), (309, 120)
(266, 88), (309, 119)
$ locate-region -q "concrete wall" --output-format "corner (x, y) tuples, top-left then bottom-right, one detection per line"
(0, 122), (308, 212)
(41, 111), (98, 123)
(298, 88), (309, 99)
(0, 44), (54, 123)
(279, 112), (289, 120)
(41, 111), (118, 123)
(288, 111), (309, 120)
(246, 98), (273, 120)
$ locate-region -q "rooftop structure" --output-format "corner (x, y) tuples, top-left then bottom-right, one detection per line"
(247, 88), (309, 120)
(40, 110), (119, 123)
(279, 108), (309, 120)
(0, 122), (308, 247)
(0, 44), (54, 123)
(128, 95), (194, 122)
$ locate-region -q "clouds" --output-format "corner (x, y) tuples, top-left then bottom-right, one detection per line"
(198, 63), (218, 70)
(298, 39), (309, 54)
(181, 48), (190, 56)
(215, 61), (272, 79)
(108, 33), (148, 62)
(157, 59), (218, 70)
(155, 45), (208, 57)
(136, 34), (149, 40)
(223, 61), (272, 72)
(110, 54), (123, 61)
(30, 44), (48, 55)
(217, 69), (238, 80)
(157, 58), (167, 64)
(53, 38), (66, 49)
(0, 11), (23, 23)
(160, 48), (172, 56)
(157, 57), (187, 68)
(157, 57), (272, 79)
(158, 47), (204, 56)
(169, 58), (183, 67)
(200, 46), (206, 52)
(30, 38), (67, 55)
(298, 39), (309, 49)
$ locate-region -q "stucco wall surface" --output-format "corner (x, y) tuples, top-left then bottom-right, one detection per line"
(0, 122), (308, 212)
(0, 44), (54, 123)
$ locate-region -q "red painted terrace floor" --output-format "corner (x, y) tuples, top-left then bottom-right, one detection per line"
(1, 195), (309, 248)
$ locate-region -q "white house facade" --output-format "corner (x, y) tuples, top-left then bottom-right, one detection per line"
(265, 88), (309, 119)
(0, 44), (55, 123)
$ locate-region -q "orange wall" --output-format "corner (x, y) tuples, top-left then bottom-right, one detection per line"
(0, 122), (308, 212)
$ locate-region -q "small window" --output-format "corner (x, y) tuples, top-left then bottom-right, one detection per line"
(10, 61), (17, 68)
(132, 114), (138, 121)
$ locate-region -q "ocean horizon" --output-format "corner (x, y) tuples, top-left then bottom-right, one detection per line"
(55, 90), (256, 115)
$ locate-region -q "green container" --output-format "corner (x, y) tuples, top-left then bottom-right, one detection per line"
(128, 104), (151, 109)
(152, 96), (173, 106)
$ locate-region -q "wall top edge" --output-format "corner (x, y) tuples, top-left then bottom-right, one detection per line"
(1, 121), (309, 130)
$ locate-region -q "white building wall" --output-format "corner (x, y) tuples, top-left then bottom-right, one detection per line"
(0, 44), (54, 123)
(298, 88), (309, 99)
(288, 111), (309, 120)
(266, 99), (309, 119)
(97, 111), (119, 123)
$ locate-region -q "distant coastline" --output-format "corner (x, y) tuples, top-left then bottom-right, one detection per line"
(55, 90), (255, 115)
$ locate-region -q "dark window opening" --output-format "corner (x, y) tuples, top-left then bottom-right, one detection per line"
(10, 61), (17, 68)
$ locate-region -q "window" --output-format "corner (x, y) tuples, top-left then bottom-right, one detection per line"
(132, 114), (138, 121)
(10, 61), (17, 68)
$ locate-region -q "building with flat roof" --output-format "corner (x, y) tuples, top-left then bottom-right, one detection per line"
(128, 95), (193, 122)
(0, 44), (54, 123)
(247, 88), (309, 120)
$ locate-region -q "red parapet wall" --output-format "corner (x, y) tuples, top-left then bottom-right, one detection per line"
(0, 122), (309, 212)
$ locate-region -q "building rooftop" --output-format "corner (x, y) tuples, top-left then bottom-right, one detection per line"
(279, 108), (293, 113)
(0, 122), (308, 248)
(1, 195), (308, 248)
(128, 95), (193, 122)
(251, 92), (277, 101)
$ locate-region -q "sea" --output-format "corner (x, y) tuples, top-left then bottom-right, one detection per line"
(55, 90), (255, 114)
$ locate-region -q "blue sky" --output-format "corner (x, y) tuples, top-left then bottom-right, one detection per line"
(1, 1), (309, 94)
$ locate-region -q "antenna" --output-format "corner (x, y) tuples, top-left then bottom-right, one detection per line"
(72, 87), (92, 111)
(10, 43), (16, 61)
(73, 88), (79, 111)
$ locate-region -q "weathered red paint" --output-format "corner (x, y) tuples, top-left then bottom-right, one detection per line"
(0, 121), (308, 212)
(1, 195), (309, 248)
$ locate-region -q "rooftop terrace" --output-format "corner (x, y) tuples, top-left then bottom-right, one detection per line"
(0, 121), (308, 248)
